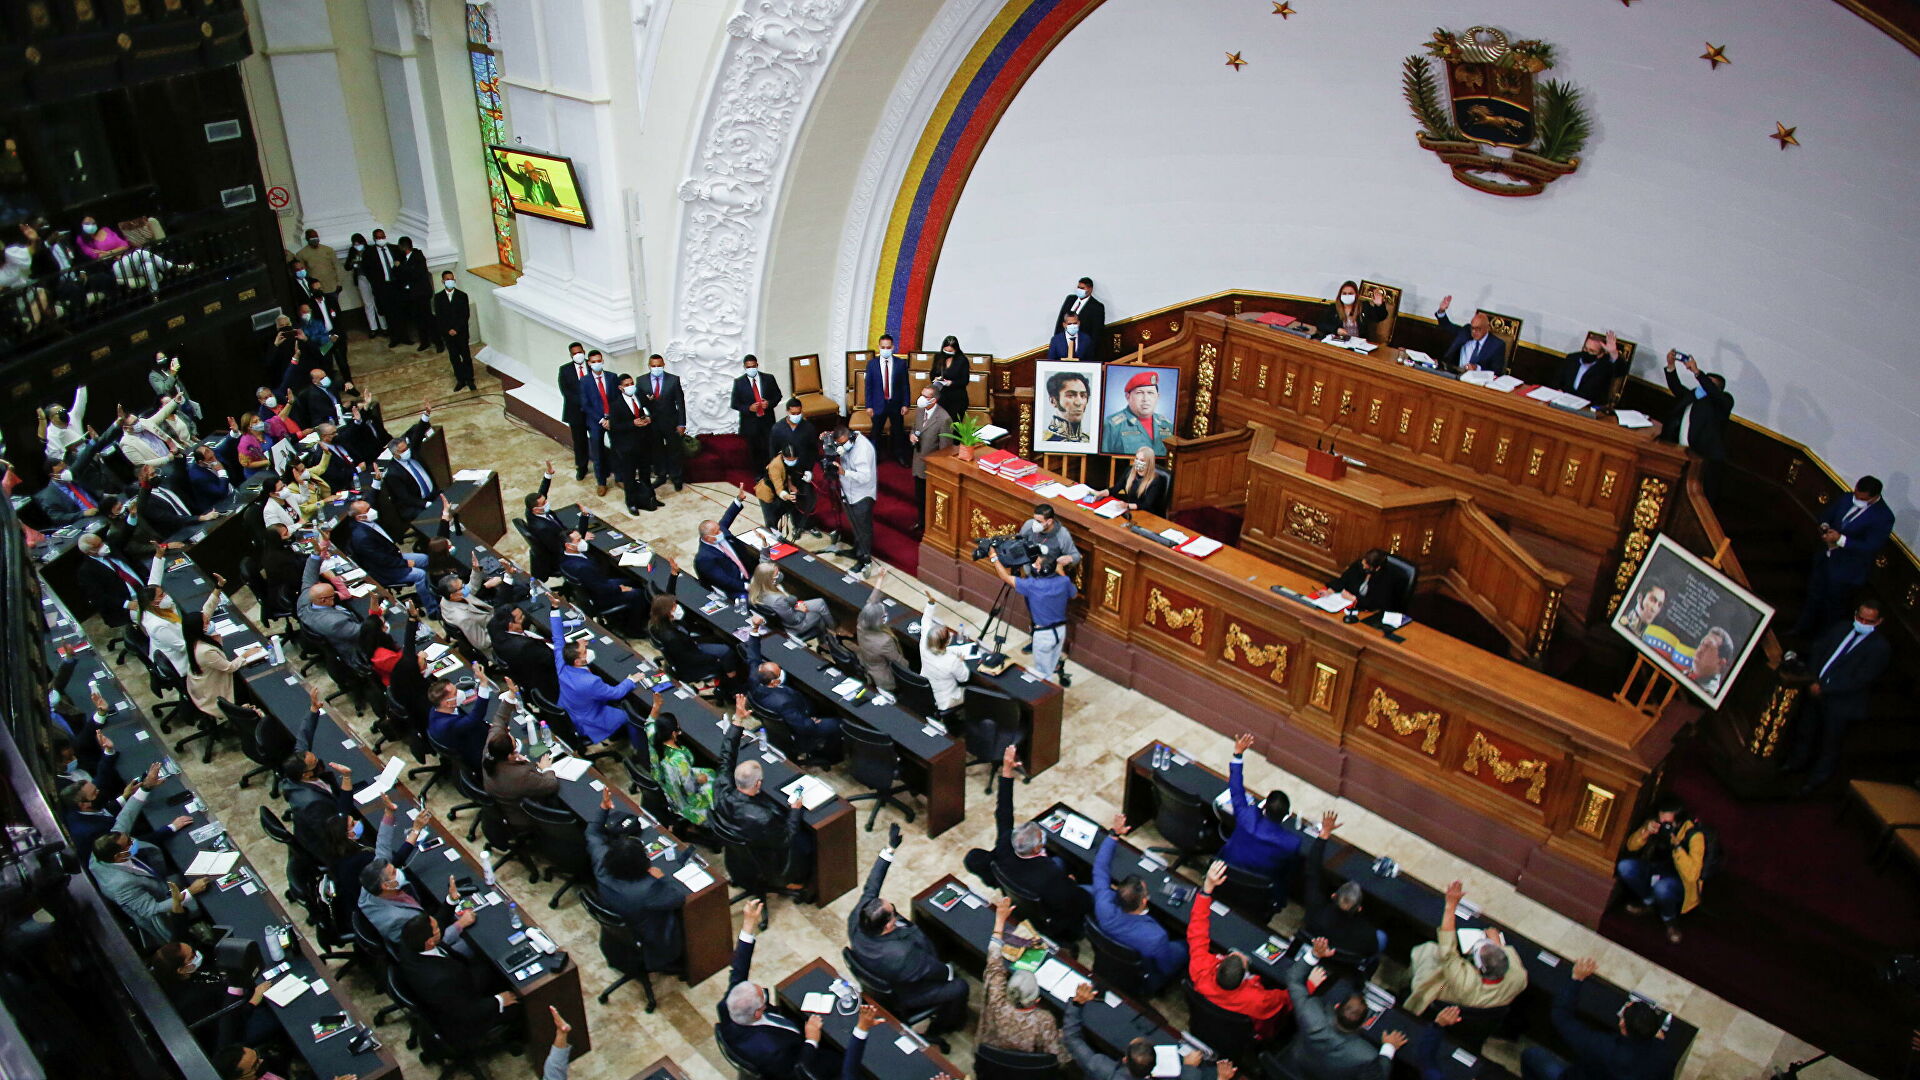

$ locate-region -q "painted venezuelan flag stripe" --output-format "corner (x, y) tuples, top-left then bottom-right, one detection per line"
(869, 0), (1108, 350)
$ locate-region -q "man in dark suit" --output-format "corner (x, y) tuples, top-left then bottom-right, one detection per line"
(606, 374), (661, 514)
(641, 354), (688, 491)
(769, 399), (817, 474)
(714, 710), (813, 894)
(717, 899), (838, 1080)
(1553, 330), (1629, 406)
(1793, 475), (1896, 637)
(962, 745), (1094, 938)
(1785, 600), (1893, 793)
(291, 368), (348, 431)
(694, 491), (755, 600)
(135, 463), (208, 539)
(731, 354), (781, 467)
(1053, 277), (1107, 362)
(743, 623), (840, 760)
(1659, 349), (1734, 503)
(849, 824), (968, 1040)
(182, 446), (233, 515)
(378, 415), (441, 527)
(584, 788), (685, 973)
(342, 497), (441, 617)
(1324, 548), (1410, 615)
(491, 604), (560, 703)
(1433, 295), (1506, 376)
(394, 237), (436, 353)
(308, 423), (363, 491)
(863, 335), (912, 466)
(396, 914), (520, 1051)
(558, 343), (592, 480)
(362, 230), (404, 344)
(34, 452), (104, 527)
(578, 352), (619, 496)
(431, 271), (475, 391)
(73, 533), (145, 627)
(522, 467), (565, 581)
(558, 530), (645, 631)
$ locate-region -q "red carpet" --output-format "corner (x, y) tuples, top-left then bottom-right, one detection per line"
(686, 434), (921, 575)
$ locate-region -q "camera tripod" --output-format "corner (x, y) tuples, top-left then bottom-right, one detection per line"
(974, 579), (1072, 687)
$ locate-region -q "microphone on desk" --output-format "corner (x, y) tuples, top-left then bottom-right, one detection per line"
(1314, 401), (1356, 457)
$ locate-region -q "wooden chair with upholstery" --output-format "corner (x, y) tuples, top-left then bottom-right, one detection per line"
(1584, 330), (1639, 409)
(844, 351), (872, 433)
(1479, 310), (1524, 363)
(1358, 279), (1402, 344)
(786, 354), (840, 426)
(1844, 780), (1920, 859)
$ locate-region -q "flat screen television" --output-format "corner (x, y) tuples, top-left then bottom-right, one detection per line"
(487, 145), (592, 228)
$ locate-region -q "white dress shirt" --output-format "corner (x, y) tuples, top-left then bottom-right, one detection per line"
(839, 434), (877, 503)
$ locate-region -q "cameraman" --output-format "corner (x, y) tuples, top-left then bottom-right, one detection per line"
(1018, 504), (1078, 572)
(985, 545), (1077, 682)
(828, 424), (878, 574)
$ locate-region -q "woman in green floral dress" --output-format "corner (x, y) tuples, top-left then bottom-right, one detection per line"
(645, 695), (716, 826)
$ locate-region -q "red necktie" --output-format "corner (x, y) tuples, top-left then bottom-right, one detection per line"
(630, 396), (641, 419)
(751, 376), (763, 405)
(105, 559), (140, 592)
(67, 482), (94, 510)
(883, 362), (891, 401)
(595, 376), (609, 411)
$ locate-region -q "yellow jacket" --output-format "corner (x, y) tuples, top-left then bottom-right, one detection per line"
(1625, 818), (1708, 913)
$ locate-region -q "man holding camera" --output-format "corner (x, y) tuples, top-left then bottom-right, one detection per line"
(828, 425), (877, 574)
(984, 539), (1077, 682)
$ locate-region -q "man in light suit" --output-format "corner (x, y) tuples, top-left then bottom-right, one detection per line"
(557, 343), (593, 480)
(1273, 957), (1407, 1079)
(1793, 475), (1895, 637)
(910, 387), (952, 532)
(717, 898), (841, 1080)
(91, 827), (206, 946)
(1433, 295), (1506, 377)
(1053, 277), (1107, 362)
(1785, 599), (1893, 793)
(864, 335), (912, 466)
(731, 354), (781, 467)
(577, 352), (619, 496)
(641, 354), (688, 491)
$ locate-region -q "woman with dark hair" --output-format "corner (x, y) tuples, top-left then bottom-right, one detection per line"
(181, 604), (240, 717)
(282, 456), (330, 518)
(932, 334), (971, 420)
(644, 695), (715, 826)
(261, 474), (302, 535)
(585, 785), (686, 972)
(647, 557), (736, 683)
(1313, 280), (1389, 343)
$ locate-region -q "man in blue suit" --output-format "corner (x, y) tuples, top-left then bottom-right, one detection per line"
(864, 335), (912, 466)
(341, 498), (440, 617)
(1794, 475), (1896, 637)
(694, 489), (756, 600)
(744, 619), (840, 760)
(718, 898), (842, 1080)
(1433, 294), (1506, 376)
(550, 608), (647, 744)
(1217, 733), (1302, 896)
(1048, 310), (1095, 361)
(182, 445), (233, 514)
(425, 673), (499, 775)
(1088, 817), (1186, 995)
(35, 452), (104, 526)
(576, 352), (620, 495)
(1785, 599), (1893, 794)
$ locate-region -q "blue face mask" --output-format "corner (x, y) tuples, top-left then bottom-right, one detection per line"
(1854, 620), (1876, 636)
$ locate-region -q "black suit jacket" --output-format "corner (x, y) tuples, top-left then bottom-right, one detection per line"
(495, 629), (561, 703)
(717, 935), (836, 1080)
(1554, 351), (1629, 405)
(1112, 470), (1170, 517)
(935, 353), (971, 418)
(769, 418), (818, 472)
(607, 392), (653, 453)
(394, 249), (431, 298)
(1661, 368), (1735, 462)
(397, 949), (507, 1046)
(1327, 558), (1411, 613)
(557, 358), (590, 424)
(1808, 623), (1892, 719)
(524, 505), (565, 583)
(731, 372), (781, 424)
(1436, 313), (1507, 376)
(74, 553), (145, 628)
(344, 518), (414, 585)
(642, 371), (687, 429)
(987, 773), (1092, 923)
(430, 288), (471, 337)
(1054, 294), (1107, 360)
(380, 421), (441, 525)
(139, 482), (198, 538)
(293, 384), (346, 431)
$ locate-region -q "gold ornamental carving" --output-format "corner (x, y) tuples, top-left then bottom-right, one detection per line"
(1599, 469), (1617, 500)
(1459, 427), (1476, 455)
(1906, 582), (1919, 610)
(1309, 662), (1340, 710)
(1145, 587), (1206, 645)
(1170, 321), (1181, 334)
(1420, 528), (1435, 556)
(1259, 364), (1270, 391)
(1531, 587), (1562, 659)
(1494, 435), (1511, 466)
(1284, 502), (1333, 549)
(1310, 380), (1324, 407)
(1231, 355), (1242, 381)
(1368, 398), (1382, 426)
(1141, 328), (1152, 342)
(1279, 368), (1290, 396)
(1786, 457), (1802, 484)
(932, 491), (949, 532)
(1363, 687), (1441, 754)
(1747, 683), (1801, 757)
(1102, 567), (1124, 613)
(1398, 407), (1413, 435)
(1526, 447), (1544, 477)
(970, 509), (1015, 540)
(1339, 388), (1353, 414)
(1562, 458), (1581, 488)
(1428, 417), (1446, 445)
(1018, 403), (1033, 457)
(1388, 532), (1403, 555)
(1574, 783), (1616, 839)
(1605, 475), (1671, 617)
(1192, 343), (1218, 437)
(1462, 731), (1549, 804)
(1223, 623), (1290, 684)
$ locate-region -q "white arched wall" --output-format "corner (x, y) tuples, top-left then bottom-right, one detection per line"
(919, 0), (1920, 543)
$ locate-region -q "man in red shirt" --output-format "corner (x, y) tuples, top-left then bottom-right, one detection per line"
(1189, 860), (1291, 1039)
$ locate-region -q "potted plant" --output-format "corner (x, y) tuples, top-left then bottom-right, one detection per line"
(949, 415), (988, 462)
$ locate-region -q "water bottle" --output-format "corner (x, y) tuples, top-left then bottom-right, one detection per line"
(507, 900), (523, 930)
(756, 727), (770, 755)
(269, 635), (284, 665)
(538, 718), (552, 747)
(479, 847), (496, 887)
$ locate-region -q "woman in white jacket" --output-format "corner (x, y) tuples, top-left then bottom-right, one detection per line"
(918, 591), (971, 720)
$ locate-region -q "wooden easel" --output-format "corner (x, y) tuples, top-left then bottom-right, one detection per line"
(1041, 454), (1088, 485)
(1612, 537), (1733, 718)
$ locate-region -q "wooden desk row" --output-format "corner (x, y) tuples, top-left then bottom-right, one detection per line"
(920, 451), (1683, 926)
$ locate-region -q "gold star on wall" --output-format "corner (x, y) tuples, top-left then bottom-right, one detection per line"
(1272, 2), (1294, 17)
(1769, 122), (1799, 149)
(1700, 43), (1730, 69)
(1225, 51), (1248, 70)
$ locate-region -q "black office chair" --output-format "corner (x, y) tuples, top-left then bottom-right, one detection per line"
(1418, 1000), (1511, 1053)
(389, 685), (445, 797)
(840, 720), (915, 831)
(747, 699), (803, 761)
(1256, 1049), (1313, 1080)
(961, 683), (1024, 794)
(992, 862), (1081, 947)
(171, 693), (235, 765)
(715, 1022), (767, 1080)
(1214, 864), (1280, 927)
(1084, 919), (1152, 999)
(709, 815), (790, 923)
(842, 946), (948, 1033)
(350, 909), (410, 1028)
(519, 795), (592, 909)
(820, 632), (863, 674)
(385, 964), (514, 1080)
(1148, 772), (1223, 872)
(887, 660), (939, 720)
(257, 804), (318, 909)
(580, 888), (659, 1011)
(222, 699), (277, 789)
(133, 646), (193, 737)
(974, 1043), (1064, 1080)
(1384, 554), (1419, 600)
(1184, 982), (1259, 1067)
(295, 624), (333, 678)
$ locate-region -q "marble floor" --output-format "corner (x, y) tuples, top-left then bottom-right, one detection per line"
(109, 335), (1869, 1080)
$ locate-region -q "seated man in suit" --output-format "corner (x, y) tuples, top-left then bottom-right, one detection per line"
(90, 829), (207, 946)
(491, 604), (559, 702)
(1218, 733), (1301, 894)
(73, 532), (146, 628)
(1089, 816), (1187, 995)
(395, 913), (520, 1050)
(1275, 956), (1407, 1080)
(1553, 330), (1629, 406)
(1405, 879), (1527, 1017)
(1190, 861), (1292, 1039)
(150, 940), (282, 1051)
(378, 413), (441, 527)
(1048, 311), (1095, 361)
(65, 765), (191, 866)
(549, 608), (649, 745)
(1784, 599), (1893, 796)
(849, 824), (969, 1041)
(713, 705), (813, 901)
(307, 422), (363, 491)
(341, 497), (440, 617)
(182, 444), (233, 514)
(1305, 812), (1385, 981)
(1323, 548), (1409, 616)
(1063, 984), (1210, 1080)
(135, 463), (211, 538)
(585, 786), (685, 975)
(743, 618), (841, 760)
(694, 488), (756, 600)
(718, 898), (841, 1080)
(963, 745), (1094, 937)
(279, 690), (359, 814)
(35, 451), (105, 526)
(425, 672), (500, 774)
(356, 809), (473, 947)
(1521, 957), (1670, 1080)
(1433, 295), (1506, 376)
(291, 368), (348, 430)
(297, 546), (368, 658)
(1794, 475), (1896, 637)
(557, 530), (645, 633)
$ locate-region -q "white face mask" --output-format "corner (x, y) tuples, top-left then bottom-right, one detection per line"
(181, 951), (201, 975)
(1064, 324), (1078, 336)
(389, 868), (407, 890)
(589, 362), (603, 373)
(622, 385), (638, 397)
(879, 348), (894, 359)
(1853, 496), (1871, 510)
(262, 396), (276, 409)
(583, 648), (597, 665)
(1076, 287), (1088, 298)
(396, 450), (411, 462)
(373, 238), (387, 247)
(360, 509), (379, 523)
(443, 281), (455, 291)
(671, 605), (684, 620)
(919, 395), (935, 410)
(1339, 293), (1357, 304)
(154, 595), (174, 612)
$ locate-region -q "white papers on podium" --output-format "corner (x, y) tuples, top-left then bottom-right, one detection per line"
(1460, 369), (1497, 386)
(185, 850), (241, 877)
(1176, 536), (1223, 558)
(352, 756), (407, 804)
(1093, 500), (1128, 519)
(1035, 957), (1090, 1002)
(1058, 813), (1098, 848)
(976, 424), (1009, 442)
(1401, 348), (1436, 368)
(618, 548), (654, 570)
(1525, 385), (1561, 402)
(1488, 374), (1525, 392)
(1551, 392), (1591, 410)
(673, 862), (714, 891)
(831, 677), (864, 699)
(1159, 529), (1189, 545)
(1614, 409), (1655, 429)
(453, 469), (493, 482)
(549, 756), (594, 782)
(1382, 612), (1410, 629)
(1311, 592), (1354, 613)
(1057, 484), (1093, 502)
(782, 775), (836, 811)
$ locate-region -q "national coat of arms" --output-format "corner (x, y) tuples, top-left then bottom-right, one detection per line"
(1403, 27), (1592, 197)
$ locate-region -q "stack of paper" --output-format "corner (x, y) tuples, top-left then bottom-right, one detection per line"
(1176, 536), (1223, 558)
(975, 424), (1009, 442)
(673, 862), (715, 891)
(453, 469), (493, 482)
(1401, 348), (1436, 368)
(1460, 369), (1497, 386)
(1311, 592), (1354, 613)
(830, 677), (864, 699)
(1057, 483), (1093, 502)
(1614, 409), (1655, 430)
(1032, 482), (1067, 498)
(1158, 529), (1189, 544)
(1525, 385), (1561, 403)
(801, 992), (837, 1014)
(998, 457), (1039, 479)
(549, 756), (594, 782)
(1093, 500), (1128, 519)
(1488, 374), (1525, 392)
(1034, 957), (1090, 1001)
(1551, 392), (1591, 410)
(974, 449), (1017, 473)
(1058, 814), (1098, 848)
(263, 974), (313, 1007)
(351, 757), (408, 804)
(617, 549), (653, 569)
(1152, 1046), (1185, 1078)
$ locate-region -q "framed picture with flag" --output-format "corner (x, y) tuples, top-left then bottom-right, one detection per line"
(1611, 533), (1774, 708)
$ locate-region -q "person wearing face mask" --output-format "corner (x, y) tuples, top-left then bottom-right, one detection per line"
(486, 604), (557, 701)
(770, 397), (818, 474)
(754, 443), (807, 535)
(520, 463), (567, 580)
(1784, 599), (1893, 796)
(1552, 329), (1628, 407)
(140, 544), (219, 678)
(147, 352), (202, 429)
(916, 589), (971, 721)
(391, 236), (435, 351)
(361, 228), (408, 344)
(113, 396), (186, 469)
(33, 451), (104, 527)
(357, 808), (473, 950)
(134, 461), (209, 538)
(607, 374), (662, 514)
(931, 335), (972, 421)
(481, 706), (560, 827)
(342, 497), (443, 617)
(431, 271), (476, 391)
(306, 422), (361, 491)
(831, 425), (878, 574)
(909, 386), (955, 532)
(1794, 475), (1895, 638)
(748, 562), (830, 639)
(554, 342), (596, 480)
(234, 413), (272, 479)
(1314, 280), (1390, 344)
(743, 616), (842, 761)
(90, 826), (211, 946)
(375, 412), (441, 526)
(647, 560), (739, 685)
(426, 667), (504, 775)
(731, 353), (782, 466)
(343, 230), (386, 337)
(38, 384), (89, 462)
(852, 568), (904, 690)
(296, 284), (352, 383)
(577, 350), (621, 495)
(1052, 277), (1107, 361)
(864, 334), (913, 467)
(1048, 311), (1093, 361)
(151, 940), (281, 1051)
(641, 353), (688, 491)
(291, 367), (348, 430)
(1433, 294), (1508, 377)
(550, 607), (650, 744)
(293, 800), (383, 938)
(1091, 446), (1168, 516)
(557, 529), (645, 632)
(184, 444), (232, 514)
(293, 226), (343, 297)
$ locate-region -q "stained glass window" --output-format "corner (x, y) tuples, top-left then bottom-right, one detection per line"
(466, 4), (516, 271)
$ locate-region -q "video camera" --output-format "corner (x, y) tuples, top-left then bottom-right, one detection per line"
(970, 535), (1043, 571)
(817, 429), (846, 461)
